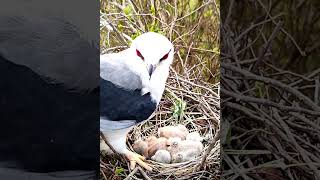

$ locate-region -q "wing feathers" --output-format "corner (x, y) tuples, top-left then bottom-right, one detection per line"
(100, 78), (157, 123)
(100, 53), (142, 90)
(0, 15), (99, 91)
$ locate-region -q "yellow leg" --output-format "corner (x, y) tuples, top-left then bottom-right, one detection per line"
(125, 150), (152, 171)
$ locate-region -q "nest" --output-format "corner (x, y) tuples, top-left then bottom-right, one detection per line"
(128, 119), (219, 179)
(126, 70), (220, 179)
(100, 70), (220, 180)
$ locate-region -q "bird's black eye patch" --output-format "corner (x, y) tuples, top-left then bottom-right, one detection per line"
(160, 49), (171, 62)
(136, 49), (144, 60)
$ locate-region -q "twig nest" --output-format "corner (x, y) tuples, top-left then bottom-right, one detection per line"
(129, 119), (220, 179)
(132, 125), (204, 164)
(151, 150), (171, 164)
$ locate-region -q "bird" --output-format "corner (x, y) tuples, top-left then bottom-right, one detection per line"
(151, 150), (171, 164)
(158, 125), (189, 140)
(146, 136), (168, 158)
(167, 138), (203, 163)
(0, 0), (99, 179)
(186, 132), (204, 142)
(100, 32), (174, 171)
(132, 140), (149, 157)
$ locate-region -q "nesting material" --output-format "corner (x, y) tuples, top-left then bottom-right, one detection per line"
(132, 125), (204, 164)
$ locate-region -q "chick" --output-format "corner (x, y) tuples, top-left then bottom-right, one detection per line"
(176, 124), (189, 135)
(166, 137), (182, 151)
(158, 125), (189, 140)
(146, 136), (168, 157)
(151, 150), (171, 164)
(171, 149), (201, 163)
(145, 136), (157, 144)
(132, 140), (149, 157)
(171, 152), (184, 163)
(167, 139), (203, 163)
(186, 132), (203, 142)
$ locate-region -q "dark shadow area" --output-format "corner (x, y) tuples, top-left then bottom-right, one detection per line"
(221, 0), (320, 179)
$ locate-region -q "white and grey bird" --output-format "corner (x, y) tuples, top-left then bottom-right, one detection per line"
(100, 32), (174, 171)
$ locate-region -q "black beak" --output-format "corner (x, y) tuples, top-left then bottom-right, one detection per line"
(148, 65), (155, 77)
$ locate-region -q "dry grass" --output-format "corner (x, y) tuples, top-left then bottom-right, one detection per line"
(100, 0), (220, 179)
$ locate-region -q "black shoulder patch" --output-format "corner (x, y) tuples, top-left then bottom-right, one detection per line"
(100, 78), (157, 124)
(0, 55), (99, 172)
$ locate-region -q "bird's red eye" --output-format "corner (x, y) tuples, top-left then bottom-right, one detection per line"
(160, 49), (171, 62)
(160, 54), (168, 61)
(136, 49), (144, 60)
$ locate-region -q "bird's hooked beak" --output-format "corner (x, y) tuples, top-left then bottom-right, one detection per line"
(148, 64), (156, 77)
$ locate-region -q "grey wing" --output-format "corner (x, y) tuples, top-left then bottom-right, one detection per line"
(100, 52), (142, 90)
(0, 15), (99, 91)
(100, 117), (136, 131)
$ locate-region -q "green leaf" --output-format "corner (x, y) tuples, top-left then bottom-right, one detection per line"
(189, 0), (199, 11)
(204, 9), (213, 18)
(171, 99), (187, 119)
(123, 5), (133, 16)
(131, 31), (142, 40)
(115, 167), (124, 176)
(212, 47), (220, 55)
(150, 5), (156, 16)
(148, 21), (162, 33)
(129, 30), (143, 45)
(117, 24), (124, 32)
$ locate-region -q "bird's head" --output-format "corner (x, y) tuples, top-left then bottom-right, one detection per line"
(126, 32), (174, 81)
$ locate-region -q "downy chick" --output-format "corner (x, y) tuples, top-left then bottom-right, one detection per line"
(186, 131), (203, 142)
(167, 138), (203, 163)
(158, 125), (189, 140)
(132, 140), (149, 157)
(151, 149), (171, 164)
(146, 136), (168, 157)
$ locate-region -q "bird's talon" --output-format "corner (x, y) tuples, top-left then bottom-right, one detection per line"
(126, 151), (152, 171)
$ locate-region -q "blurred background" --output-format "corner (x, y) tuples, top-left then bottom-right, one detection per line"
(220, 1), (320, 179)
